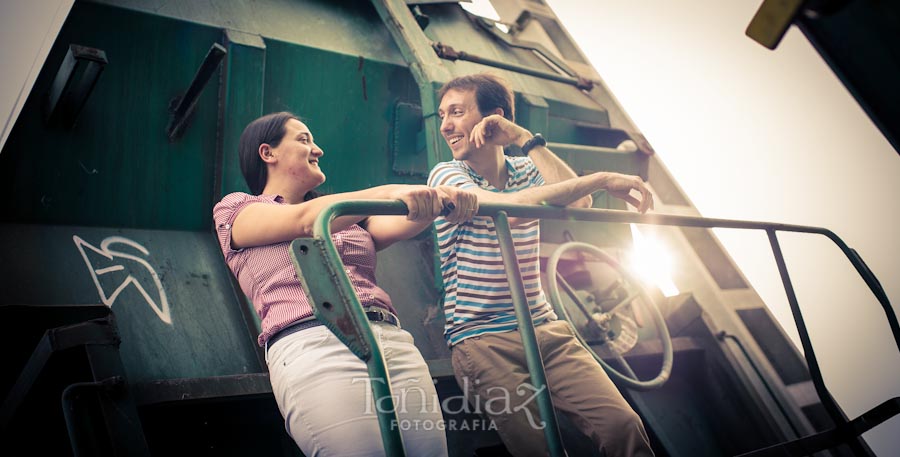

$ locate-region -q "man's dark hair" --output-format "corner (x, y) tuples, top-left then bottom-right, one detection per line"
(438, 73), (515, 122)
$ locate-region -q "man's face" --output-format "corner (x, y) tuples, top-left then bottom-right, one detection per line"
(438, 88), (486, 161)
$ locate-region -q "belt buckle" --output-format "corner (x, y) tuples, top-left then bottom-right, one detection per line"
(366, 308), (398, 328)
(367, 308), (387, 322)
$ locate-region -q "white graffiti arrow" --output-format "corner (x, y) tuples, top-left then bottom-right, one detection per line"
(73, 235), (172, 325)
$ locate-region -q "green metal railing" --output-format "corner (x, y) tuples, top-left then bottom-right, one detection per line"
(289, 200), (899, 457)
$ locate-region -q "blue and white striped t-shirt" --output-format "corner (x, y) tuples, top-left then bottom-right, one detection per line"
(428, 157), (557, 346)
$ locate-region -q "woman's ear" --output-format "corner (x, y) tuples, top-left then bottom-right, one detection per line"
(259, 144), (275, 163)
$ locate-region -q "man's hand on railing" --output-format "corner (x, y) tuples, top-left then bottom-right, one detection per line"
(600, 172), (655, 214)
(388, 185), (445, 221)
(436, 185), (479, 224)
(388, 185), (479, 224)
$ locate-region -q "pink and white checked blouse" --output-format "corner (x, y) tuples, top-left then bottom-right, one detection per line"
(213, 192), (396, 346)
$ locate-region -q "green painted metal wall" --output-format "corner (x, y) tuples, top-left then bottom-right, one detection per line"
(0, 0), (647, 384)
(257, 40), (423, 193)
(2, 3), (851, 457)
(0, 3), (222, 231)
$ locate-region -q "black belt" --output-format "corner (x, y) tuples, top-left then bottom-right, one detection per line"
(267, 309), (400, 349)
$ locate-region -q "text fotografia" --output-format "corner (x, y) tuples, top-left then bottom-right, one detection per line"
(353, 376), (548, 430)
(392, 418), (497, 431)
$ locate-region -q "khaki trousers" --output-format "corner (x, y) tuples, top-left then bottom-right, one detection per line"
(450, 320), (654, 457)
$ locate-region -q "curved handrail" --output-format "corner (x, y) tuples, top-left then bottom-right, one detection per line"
(306, 200), (899, 456)
(313, 200), (898, 350)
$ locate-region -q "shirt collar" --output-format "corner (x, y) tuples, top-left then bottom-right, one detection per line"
(457, 156), (517, 187)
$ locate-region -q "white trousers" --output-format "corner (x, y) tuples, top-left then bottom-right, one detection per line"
(267, 322), (448, 457)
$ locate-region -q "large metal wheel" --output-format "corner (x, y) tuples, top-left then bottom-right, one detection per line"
(546, 241), (673, 390)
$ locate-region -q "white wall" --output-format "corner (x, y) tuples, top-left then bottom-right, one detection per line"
(0, 0), (74, 150)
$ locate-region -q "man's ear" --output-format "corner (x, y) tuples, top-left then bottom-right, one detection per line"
(259, 144), (276, 163)
(493, 107), (504, 118)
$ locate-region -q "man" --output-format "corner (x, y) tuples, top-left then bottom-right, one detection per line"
(427, 73), (655, 457)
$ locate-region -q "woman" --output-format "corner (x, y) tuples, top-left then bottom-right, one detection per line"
(213, 112), (476, 456)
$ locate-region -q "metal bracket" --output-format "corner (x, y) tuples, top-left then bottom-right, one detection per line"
(432, 42), (594, 91)
(166, 42), (227, 141)
(43, 44), (108, 129)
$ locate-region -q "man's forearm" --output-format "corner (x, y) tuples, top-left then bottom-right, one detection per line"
(526, 144), (593, 208)
(527, 145), (579, 184)
(500, 171), (608, 207)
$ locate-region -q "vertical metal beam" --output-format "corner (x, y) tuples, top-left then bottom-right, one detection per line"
(494, 211), (566, 457)
(765, 231), (858, 441)
(369, 0), (453, 168)
(369, 0), (456, 302)
(82, 336), (151, 456)
(301, 201), (408, 457)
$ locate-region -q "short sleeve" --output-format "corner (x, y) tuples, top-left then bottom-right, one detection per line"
(428, 161), (478, 190)
(212, 192), (266, 261)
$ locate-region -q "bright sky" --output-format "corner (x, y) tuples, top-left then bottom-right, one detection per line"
(544, 0), (900, 454)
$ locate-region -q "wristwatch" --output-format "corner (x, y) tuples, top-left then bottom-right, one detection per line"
(521, 133), (547, 156)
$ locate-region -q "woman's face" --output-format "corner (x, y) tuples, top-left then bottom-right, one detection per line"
(270, 118), (326, 189)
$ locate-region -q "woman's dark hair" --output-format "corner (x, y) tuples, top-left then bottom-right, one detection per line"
(437, 73), (515, 122)
(238, 111), (319, 200)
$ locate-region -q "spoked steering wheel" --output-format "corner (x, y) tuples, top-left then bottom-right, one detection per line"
(546, 242), (673, 390)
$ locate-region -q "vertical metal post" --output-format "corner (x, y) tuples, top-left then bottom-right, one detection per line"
(765, 229), (870, 454)
(365, 329), (406, 455)
(83, 330), (152, 456)
(310, 202), (407, 457)
(369, 0), (454, 167)
(494, 211), (566, 457)
(369, 0), (455, 300)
